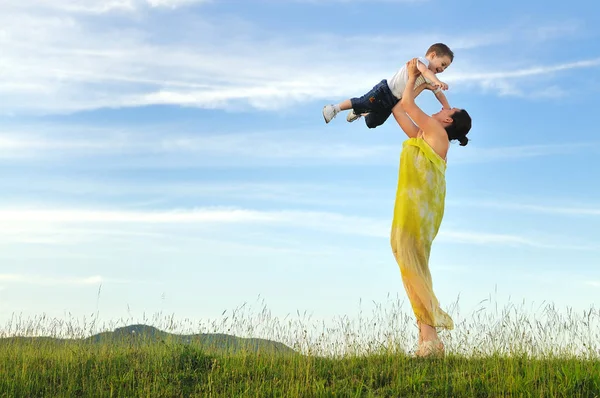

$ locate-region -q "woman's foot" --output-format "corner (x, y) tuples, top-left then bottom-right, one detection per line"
(416, 339), (445, 358)
(416, 321), (445, 357)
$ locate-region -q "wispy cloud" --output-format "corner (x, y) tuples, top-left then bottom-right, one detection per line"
(0, 206), (595, 251)
(0, 222), (166, 245)
(0, 207), (388, 239)
(0, 128), (394, 165)
(0, 2), (590, 115)
(450, 142), (600, 164)
(451, 58), (600, 82)
(448, 199), (600, 217)
(586, 281), (600, 288)
(437, 230), (598, 250)
(2, 0), (210, 14)
(447, 58), (600, 98)
(146, 0), (211, 8)
(0, 177), (378, 208)
(438, 230), (537, 246)
(3, 126), (594, 166)
(0, 274), (103, 286)
(288, 0), (426, 3)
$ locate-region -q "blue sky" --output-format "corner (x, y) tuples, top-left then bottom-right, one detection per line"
(1, 0), (599, 336)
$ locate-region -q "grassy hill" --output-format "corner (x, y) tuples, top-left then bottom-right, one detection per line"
(1, 304), (598, 397)
(1, 336), (598, 397)
(1, 323), (295, 355)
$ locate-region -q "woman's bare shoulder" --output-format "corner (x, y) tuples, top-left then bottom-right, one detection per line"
(421, 123), (449, 160)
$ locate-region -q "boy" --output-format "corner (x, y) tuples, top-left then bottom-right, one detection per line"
(322, 43), (453, 129)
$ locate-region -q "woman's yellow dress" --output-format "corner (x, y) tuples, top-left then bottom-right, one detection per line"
(390, 136), (454, 330)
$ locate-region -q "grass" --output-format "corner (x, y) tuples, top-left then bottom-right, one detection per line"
(1, 295), (599, 397)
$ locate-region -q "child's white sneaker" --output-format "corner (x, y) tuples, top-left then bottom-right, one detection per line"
(346, 109), (361, 122)
(322, 104), (338, 123)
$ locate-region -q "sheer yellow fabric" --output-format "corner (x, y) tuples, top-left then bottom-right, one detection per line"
(390, 136), (454, 330)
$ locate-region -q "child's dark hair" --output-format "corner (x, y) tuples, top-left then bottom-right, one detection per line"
(446, 109), (472, 146)
(426, 43), (454, 62)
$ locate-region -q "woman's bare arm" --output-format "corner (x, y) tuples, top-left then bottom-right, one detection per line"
(391, 102), (419, 138)
(400, 59), (436, 132)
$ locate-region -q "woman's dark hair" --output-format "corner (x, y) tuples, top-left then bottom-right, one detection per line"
(445, 109), (472, 146)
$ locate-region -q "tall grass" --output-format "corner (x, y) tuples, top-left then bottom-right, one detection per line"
(1, 294), (598, 396)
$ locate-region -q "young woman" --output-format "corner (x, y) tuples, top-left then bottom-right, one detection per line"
(390, 58), (472, 357)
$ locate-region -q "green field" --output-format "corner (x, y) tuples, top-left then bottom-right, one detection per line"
(1, 299), (598, 397)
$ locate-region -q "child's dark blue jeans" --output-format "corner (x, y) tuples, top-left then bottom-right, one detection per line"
(350, 79), (399, 129)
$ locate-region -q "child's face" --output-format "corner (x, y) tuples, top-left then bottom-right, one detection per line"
(429, 54), (452, 74)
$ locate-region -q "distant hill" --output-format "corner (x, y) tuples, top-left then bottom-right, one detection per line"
(1, 324), (296, 355)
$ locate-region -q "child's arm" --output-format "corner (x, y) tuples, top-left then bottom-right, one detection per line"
(413, 80), (449, 108)
(401, 59), (438, 132)
(416, 60), (448, 91)
(413, 81), (433, 98)
(434, 90), (451, 110)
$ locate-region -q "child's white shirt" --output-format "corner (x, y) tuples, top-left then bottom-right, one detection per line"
(387, 57), (442, 99)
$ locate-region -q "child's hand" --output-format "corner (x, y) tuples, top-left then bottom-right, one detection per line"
(434, 80), (449, 91)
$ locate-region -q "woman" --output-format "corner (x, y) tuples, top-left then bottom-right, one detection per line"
(390, 58), (472, 357)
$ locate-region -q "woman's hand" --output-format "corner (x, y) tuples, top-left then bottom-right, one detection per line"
(406, 58), (421, 78)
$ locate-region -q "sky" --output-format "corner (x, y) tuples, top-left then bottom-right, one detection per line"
(1, 0), (599, 340)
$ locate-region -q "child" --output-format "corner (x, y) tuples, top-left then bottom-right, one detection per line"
(322, 43), (453, 129)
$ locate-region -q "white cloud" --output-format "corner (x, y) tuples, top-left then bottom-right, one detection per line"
(0, 206), (594, 251)
(0, 207), (387, 239)
(0, 274), (103, 286)
(448, 198), (600, 217)
(0, 2), (591, 115)
(2, 127), (594, 166)
(1, 0), (209, 14)
(0, 128), (393, 165)
(147, 0), (211, 7)
(0, 177), (376, 207)
(288, 0), (425, 2)
(450, 142), (599, 165)
(0, 222), (167, 245)
(449, 58), (600, 82)
(437, 230), (598, 250)
(0, 132), (116, 159)
(438, 230), (536, 246)
(0, 208), (273, 224)
(1, 0), (137, 13)
(445, 58), (600, 98)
